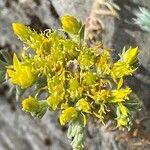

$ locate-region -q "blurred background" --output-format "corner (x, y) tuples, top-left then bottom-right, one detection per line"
(0, 0), (150, 150)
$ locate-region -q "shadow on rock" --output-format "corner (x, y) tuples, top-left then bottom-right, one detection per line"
(112, 0), (144, 58)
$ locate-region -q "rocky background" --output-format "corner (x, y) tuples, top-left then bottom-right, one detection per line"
(0, 0), (150, 150)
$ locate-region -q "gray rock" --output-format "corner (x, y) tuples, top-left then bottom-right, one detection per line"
(0, 0), (150, 150)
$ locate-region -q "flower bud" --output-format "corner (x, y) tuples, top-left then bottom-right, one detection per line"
(123, 47), (138, 65)
(7, 53), (36, 89)
(12, 23), (30, 41)
(61, 15), (81, 34)
(22, 96), (40, 112)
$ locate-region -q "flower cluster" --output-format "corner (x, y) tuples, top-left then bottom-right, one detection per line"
(1, 16), (140, 150)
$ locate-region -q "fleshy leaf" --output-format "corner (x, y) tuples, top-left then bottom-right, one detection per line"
(79, 24), (85, 45)
(67, 119), (84, 150)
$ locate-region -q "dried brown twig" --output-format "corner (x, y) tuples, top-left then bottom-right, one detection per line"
(85, 0), (120, 45)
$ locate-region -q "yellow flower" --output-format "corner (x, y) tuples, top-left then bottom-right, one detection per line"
(7, 53), (36, 89)
(111, 47), (138, 85)
(116, 102), (129, 127)
(111, 87), (132, 103)
(69, 77), (79, 91)
(61, 15), (81, 34)
(22, 96), (39, 112)
(68, 77), (83, 98)
(59, 107), (78, 125)
(111, 61), (136, 81)
(13, 23), (51, 56)
(47, 94), (63, 110)
(76, 98), (91, 113)
(47, 73), (65, 94)
(94, 90), (111, 104)
(82, 72), (97, 86)
(97, 49), (111, 75)
(78, 51), (94, 70)
(61, 102), (69, 109)
(122, 47), (138, 65)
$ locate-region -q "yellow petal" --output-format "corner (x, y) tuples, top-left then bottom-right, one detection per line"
(117, 77), (123, 89)
(118, 103), (128, 116)
(76, 98), (91, 113)
(117, 116), (128, 126)
(59, 107), (77, 125)
(47, 95), (60, 110)
(13, 53), (20, 70)
(7, 69), (15, 78)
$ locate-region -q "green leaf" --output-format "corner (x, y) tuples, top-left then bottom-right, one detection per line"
(124, 98), (142, 112)
(34, 76), (47, 98)
(0, 50), (12, 65)
(31, 100), (48, 119)
(0, 59), (8, 68)
(0, 70), (6, 84)
(35, 76), (47, 91)
(0, 57), (7, 84)
(79, 24), (85, 46)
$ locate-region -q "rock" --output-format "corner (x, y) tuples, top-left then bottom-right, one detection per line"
(0, 0), (150, 150)
(51, 0), (92, 20)
(0, 0), (60, 54)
